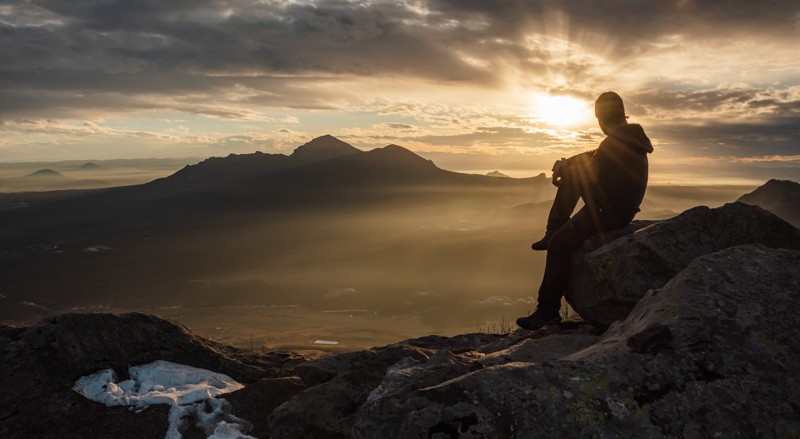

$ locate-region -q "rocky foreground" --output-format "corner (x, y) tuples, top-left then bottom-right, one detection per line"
(2, 202), (800, 438)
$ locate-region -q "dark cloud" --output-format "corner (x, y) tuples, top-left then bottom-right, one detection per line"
(650, 116), (800, 161)
(425, 0), (799, 53)
(2, 0), (796, 115)
(631, 88), (758, 113)
(1, 0), (499, 119)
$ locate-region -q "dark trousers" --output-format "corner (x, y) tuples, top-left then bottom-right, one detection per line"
(536, 177), (633, 313)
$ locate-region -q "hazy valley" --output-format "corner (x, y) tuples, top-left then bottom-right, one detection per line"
(0, 135), (788, 353)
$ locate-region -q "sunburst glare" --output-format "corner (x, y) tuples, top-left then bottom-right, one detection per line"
(530, 94), (592, 127)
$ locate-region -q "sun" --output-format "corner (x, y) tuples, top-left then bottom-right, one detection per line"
(530, 94), (591, 127)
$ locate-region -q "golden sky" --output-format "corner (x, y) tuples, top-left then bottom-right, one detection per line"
(1, 0), (799, 183)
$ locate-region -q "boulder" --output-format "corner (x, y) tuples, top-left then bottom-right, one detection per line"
(566, 202), (800, 327)
(352, 245), (800, 438)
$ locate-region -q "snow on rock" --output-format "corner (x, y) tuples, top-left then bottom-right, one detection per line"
(73, 360), (253, 439)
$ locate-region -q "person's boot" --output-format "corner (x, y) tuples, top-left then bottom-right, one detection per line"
(516, 308), (561, 331)
(531, 230), (555, 251)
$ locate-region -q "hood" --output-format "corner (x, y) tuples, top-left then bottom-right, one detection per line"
(610, 124), (654, 154)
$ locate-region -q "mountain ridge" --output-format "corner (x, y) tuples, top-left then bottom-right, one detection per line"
(147, 135), (545, 199)
(738, 178), (800, 227)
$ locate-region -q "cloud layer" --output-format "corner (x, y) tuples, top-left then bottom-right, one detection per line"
(1, 0), (799, 177)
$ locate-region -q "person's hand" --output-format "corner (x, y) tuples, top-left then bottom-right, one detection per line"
(551, 158), (567, 175)
(551, 158), (567, 187)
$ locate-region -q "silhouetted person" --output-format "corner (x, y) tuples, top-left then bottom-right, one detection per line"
(516, 92), (653, 330)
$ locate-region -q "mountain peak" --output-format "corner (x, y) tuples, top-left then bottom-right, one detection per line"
(486, 170), (510, 178)
(25, 168), (64, 178)
(78, 162), (102, 171)
(291, 135), (361, 163)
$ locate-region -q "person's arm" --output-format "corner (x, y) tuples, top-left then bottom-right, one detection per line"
(566, 150), (596, 167)
(554, 150), (598, 186)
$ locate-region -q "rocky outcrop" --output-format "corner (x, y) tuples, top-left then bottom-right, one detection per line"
(566, 202), (800, 327)
(0, 311), (599, 439)
(352, 245), (800, 438)
(0, 313), (306, 439)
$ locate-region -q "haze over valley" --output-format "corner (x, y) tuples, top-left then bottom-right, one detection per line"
(2, 135), (788, 352)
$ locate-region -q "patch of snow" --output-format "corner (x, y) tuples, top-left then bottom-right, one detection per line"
(73, 360), (253, 439)
(313, 340), (339, 345)
(320, 309), (367, 313)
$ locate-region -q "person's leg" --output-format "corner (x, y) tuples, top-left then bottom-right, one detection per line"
(535, 207), (600, 313)
(518, 206), (622, 330)
(532, 176), (585, 250)
(546, 153), (595, 231)
(545, 176), (583, 231)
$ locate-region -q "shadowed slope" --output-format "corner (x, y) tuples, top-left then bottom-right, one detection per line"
(738, 179), (800, 227)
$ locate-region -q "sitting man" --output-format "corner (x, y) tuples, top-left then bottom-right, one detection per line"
(516, 91), (654, 331)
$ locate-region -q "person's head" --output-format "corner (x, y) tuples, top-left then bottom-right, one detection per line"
(595, 91), (628, 135)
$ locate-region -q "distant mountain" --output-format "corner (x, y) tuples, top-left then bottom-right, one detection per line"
(155, 135), (361, 193)
(486, 171), (510, 178)
(77, 162), (102, 171)
(264, 143), (442, 187)
(738, 179), (800, 227)
(155, 151), (292, 192)
(0, 134), (550, 337)
(153, 135), (545, 196)
(25, 169), (66, 179)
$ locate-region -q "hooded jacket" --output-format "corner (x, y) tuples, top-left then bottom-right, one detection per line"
(560, 123), (654, 215)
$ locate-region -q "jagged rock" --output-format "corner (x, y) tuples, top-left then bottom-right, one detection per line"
(352, 245), (800, 438)
(566, 202), (800, 327)
(268, 345), (436, 438)
(0, 313), (306, 439)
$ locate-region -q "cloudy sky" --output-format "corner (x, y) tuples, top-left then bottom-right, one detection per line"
(2, 0), (799, 183)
